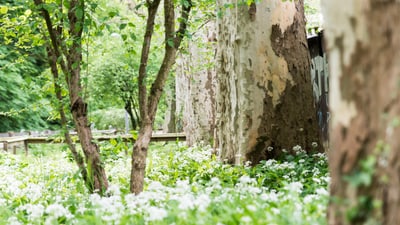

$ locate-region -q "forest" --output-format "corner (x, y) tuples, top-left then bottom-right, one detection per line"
(0, 0), (399, 224)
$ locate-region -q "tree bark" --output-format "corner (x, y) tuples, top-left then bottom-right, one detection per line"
(130, 0), (192, 194)
(176, 21), (217, 146)
(216, 0), (321, 165)
(34, 0), (108, 193)
(47, 46), (88, 185)
(323, 1), (400, 225)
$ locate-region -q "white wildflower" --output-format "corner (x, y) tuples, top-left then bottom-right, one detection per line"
(147, 206), (168, 221)
(271, 207), (280, 215)
(246, 205), (257, 211)
(7, 217), (22, 225)
(312, 142), (318, 148)
(241, 216), (252, 223)
(316, 188), (329, 196)
(286, 182), (303, 193)
(292, 145), (302, 152)
(45, 203), (71, 219)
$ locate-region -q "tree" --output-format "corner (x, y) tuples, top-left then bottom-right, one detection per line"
(0, 3), (56, 132)
(323, 1), (400, 224)
(33, 0), (108, 194)
(175, 19), (217, 146)
(216, 0), (322, 165)
(130, 0), (192, 194)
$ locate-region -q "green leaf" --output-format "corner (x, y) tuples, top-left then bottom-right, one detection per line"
(121, 34), (127, 41)
(0, 6), (8, 14)
(72, 62), (79, 69)
(76, 7), (84, 20)
(108, 11), (118, 18)
(130, 33), (137, 41)
(167, 39), (174, 48)
(119, 23), (127, 30)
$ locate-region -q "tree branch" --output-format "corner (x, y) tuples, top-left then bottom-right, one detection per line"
(147, 0), (192, 118)
(137, 0), (161, 124)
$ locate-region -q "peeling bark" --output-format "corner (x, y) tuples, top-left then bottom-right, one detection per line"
(216, 0), (321, 165)
(323, 1), (400, 224)
(176, 21), (217, 146)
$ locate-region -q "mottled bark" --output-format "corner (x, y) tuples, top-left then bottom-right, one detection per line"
(323, 1), (400, 225)
(163, 83), (177, 133)
(216, 0), (321, 165)
(176, 21), (217, 146)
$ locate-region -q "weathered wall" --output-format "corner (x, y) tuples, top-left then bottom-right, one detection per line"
(216, 0), (321, 165)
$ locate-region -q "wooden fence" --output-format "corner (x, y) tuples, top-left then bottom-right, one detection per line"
(0, 131), (186, 154)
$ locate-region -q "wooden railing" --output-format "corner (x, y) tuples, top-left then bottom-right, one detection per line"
(0, 132), (186, 154)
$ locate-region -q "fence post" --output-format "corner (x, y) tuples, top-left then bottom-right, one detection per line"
(13, 145), (17, 154)
(24, 140), (28, 155)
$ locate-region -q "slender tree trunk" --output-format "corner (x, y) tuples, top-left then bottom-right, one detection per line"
(323, 1), (400, 225)
(130, 0), (191, 194)
(47, 46), (88, 184)
(130, 122), (152, 194)
(35, 0), (108, 193)
(216, 0), (321, 165)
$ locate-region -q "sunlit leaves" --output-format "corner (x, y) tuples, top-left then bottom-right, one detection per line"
(0, 6), (8, 14)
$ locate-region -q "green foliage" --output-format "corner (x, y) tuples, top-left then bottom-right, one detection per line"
(90, 108), (126, 130)
(0, 143), (329, 224)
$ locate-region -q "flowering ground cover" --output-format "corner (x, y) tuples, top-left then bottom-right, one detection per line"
(0, 142), (329, 225)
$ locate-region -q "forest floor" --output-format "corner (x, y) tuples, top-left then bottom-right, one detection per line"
(0, 142), (328, 225)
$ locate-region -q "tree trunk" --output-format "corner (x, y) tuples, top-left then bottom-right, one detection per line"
(323, 2), (400, 225)
(176, 21), (217, 146)
(35, 0), (108, 194)
(47, 46), (88, 185)
(163, 82), (177, 133)
(216, 0), (321, 165)
(130, 122), (152, 194)
(130, 0), (192, 194)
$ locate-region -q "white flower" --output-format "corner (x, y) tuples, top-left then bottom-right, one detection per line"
(292, 145), (302, 152)
(312, 142), (318, 148)
(177, 194), (195, 210)
(286, 182), (303, 193)
(195, 194), (211, 212)
(7, 217), (22, 225)
(45, 203), (71, 219)
(316, 188), (329, 196)
(106, 184), (121, 196)
(241, 216), (252, 223)
(271, 207), (280, 215)
(246, 205), (257, 211)
(147, 206), (168, 221)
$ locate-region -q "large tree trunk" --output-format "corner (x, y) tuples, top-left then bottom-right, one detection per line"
(323, 2), (400, 225)
(163, 82), (177, 133)
(216, 0), (321, 165)
(176, 21), (217, 146)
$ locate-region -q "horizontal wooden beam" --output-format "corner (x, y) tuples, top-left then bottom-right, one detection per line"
(0, 133), (186, 153)
(26, 133), (186, 144)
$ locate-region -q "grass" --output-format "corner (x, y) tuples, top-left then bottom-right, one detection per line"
(0, 142), (328, 225)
